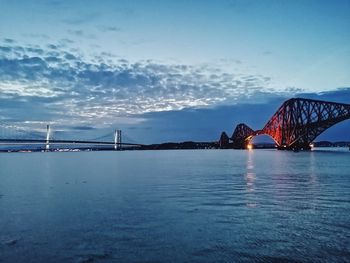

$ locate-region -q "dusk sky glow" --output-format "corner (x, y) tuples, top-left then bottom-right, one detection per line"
(0, 0), (349, 143)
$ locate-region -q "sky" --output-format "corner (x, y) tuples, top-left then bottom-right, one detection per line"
(0, 0), (349, 143)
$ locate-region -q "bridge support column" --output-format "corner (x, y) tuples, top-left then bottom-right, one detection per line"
(114, 129), (122, 150)
(277, 143), (311, 151)
(232, 140), (250, 149)
(219, 132), (230, 149)
(45, 125), (50, 151)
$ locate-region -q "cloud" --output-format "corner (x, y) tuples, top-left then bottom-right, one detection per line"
(262, 51), (272, 55)
(98, 25), (121, 32)
(22, 33), (50, 40)
(0, 41), (276, 121)
(59, 38), (75, 45)
(128, 89), (350, 143)
(297, 88), (350, 104)
(71, 126), (96, 130)
(67, 29), (96, 39)
(0, 46), (11, 53)
(3, 38), (15, 44)
(62, 12), (100, 25)
(4, 39), (348, 142)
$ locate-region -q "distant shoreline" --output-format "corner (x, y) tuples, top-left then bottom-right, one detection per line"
(1, 141), (349, 153)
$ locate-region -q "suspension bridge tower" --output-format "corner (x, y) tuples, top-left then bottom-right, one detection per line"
(114, 129), (122, 150)
(45, 124), (51, 151)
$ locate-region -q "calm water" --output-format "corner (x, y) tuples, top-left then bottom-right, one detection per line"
(0, 149), (349, 263)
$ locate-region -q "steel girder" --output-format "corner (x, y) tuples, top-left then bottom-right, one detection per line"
(231, 123), (255, 149)
(225, 98), (350, 150)
(219, 131), (230, 149)
(262, 98), (350, 149)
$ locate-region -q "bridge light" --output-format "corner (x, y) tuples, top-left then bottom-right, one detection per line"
(310, 143), (314, 149)
(247, 144), (253, 150)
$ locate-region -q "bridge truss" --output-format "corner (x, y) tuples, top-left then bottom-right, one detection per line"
(222, 98), (350, 150)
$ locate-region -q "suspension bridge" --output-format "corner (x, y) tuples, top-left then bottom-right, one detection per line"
(0, 125), (143, 152)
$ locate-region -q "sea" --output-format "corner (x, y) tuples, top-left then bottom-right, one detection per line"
(0, 149), (349, 262)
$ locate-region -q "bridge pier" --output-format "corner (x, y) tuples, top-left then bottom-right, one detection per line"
(232, 140), (250, 149)
(219, 132), (230, 149)
(230, 124), (255, 149)
(277, 144), (311, 151)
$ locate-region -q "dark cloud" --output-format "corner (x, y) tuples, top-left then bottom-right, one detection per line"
(129, 89), (350, 143)
(44, 56), (62, 63)
(22, 33), (50, 40)
(263, 51), (272, 55)
(3, 38), (15, 44)
(59, 38), (75, 45)
(0, 46), (12, 53)
(68, 30), (84, 36)
(26, 47), (44, 55)
(98, 25), (121, 32)
(67, 30), (96, 39)
(71, 126), (96, 130)
(113, 7), (134, 16)
(47, 44), (58, 49)
(132, 96), (284, 143)
(297, 88), (350, 104)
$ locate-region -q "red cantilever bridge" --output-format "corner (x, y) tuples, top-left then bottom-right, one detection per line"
(219, 98), (350, 150)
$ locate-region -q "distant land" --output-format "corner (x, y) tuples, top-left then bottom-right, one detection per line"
(140, 141), (350, 150)
(1, 141), (349, 153)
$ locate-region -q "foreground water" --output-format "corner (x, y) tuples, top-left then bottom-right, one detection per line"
(0, 149), (349, 263)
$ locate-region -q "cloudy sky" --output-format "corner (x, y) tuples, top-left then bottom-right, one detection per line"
(0, 0), (349, 143)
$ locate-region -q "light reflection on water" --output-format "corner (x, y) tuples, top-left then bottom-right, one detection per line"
(245, 151), (257, 208)
(0, 149), (349, 262)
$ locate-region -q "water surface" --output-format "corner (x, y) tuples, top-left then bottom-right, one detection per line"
(0, 149), (349, 262)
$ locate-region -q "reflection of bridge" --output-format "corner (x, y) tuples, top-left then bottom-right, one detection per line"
(220, 98), (350, 150)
